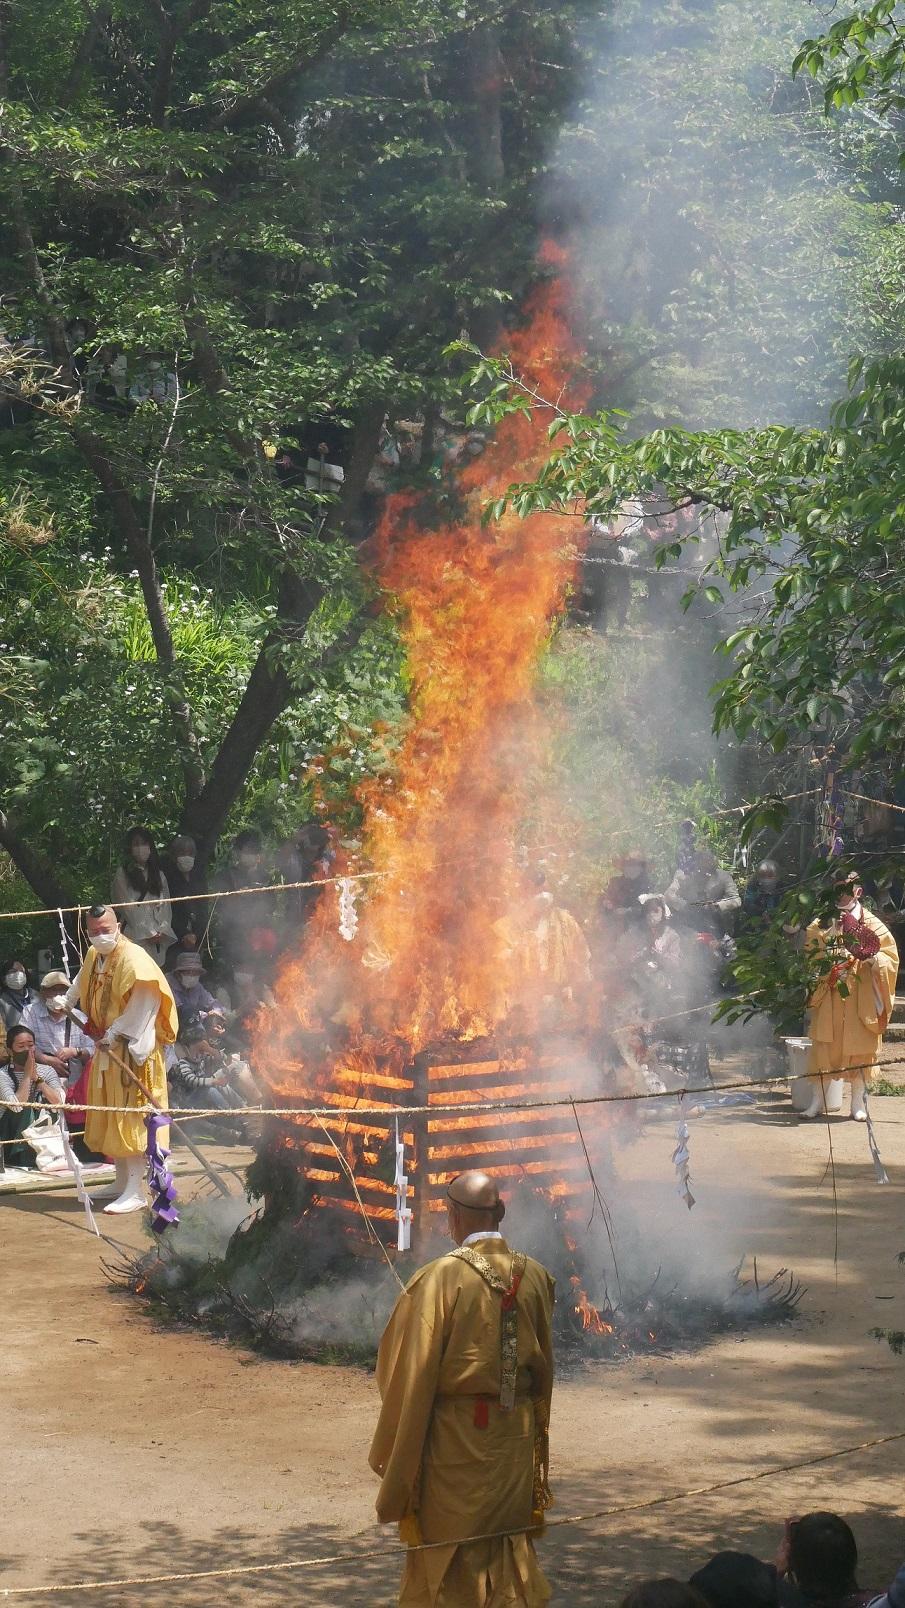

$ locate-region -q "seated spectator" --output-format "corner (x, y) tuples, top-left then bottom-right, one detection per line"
(0, 1024), (63, 1169)
(167, 952), (225, 1030)
(691, 1551), (780, 1607)
(621, 1583), (710, 1608)
(867, 1563), (905, 1608)
(776, 1512), (876, 1607)
(0, 957), (38, 1031)
(168, 1023), (261, 1138)
(23, 970), (92, 1087)
(222, 962), (277, 1056)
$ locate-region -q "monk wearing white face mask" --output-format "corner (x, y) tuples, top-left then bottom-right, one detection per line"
(64, 903), (178, 1213)
(804, 873), (899, 1121)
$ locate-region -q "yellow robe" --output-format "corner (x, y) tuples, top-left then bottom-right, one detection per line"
(806, 908), (899, 1082)
(370, 1236), (555, 1608)
(81, 937), (177, 1157)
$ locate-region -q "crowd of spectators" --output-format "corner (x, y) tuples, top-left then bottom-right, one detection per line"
(0, 820), (334, 1168)
(620, 1512), (905, 1608)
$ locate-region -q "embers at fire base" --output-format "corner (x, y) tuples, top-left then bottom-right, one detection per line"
(110, 1180), (803, 1365)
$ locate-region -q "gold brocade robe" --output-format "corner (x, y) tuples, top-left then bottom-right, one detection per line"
(806, 908), (899, 1081)
(369, 1236), (555, 1608)
(80, 936), (177, 1157)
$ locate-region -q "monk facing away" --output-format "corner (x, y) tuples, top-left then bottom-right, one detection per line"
(369, 1171), (556, 1608)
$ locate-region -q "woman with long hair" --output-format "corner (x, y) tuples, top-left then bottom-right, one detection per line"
(0, 957), (37, 1032)
(110, 827), (176, 965)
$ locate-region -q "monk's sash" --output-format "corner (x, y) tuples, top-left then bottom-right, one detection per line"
(449, 1246), (527, 1413)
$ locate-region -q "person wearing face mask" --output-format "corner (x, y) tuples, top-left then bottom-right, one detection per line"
(213, 829), (278, 966)
(221, 960), (277, 1052)
(166, 952), (224, 1028)
(161, 834), (207, 948)
(22, 970), (93, 1085)
(0, 1024), (64, 1169)
(63, 903), (177, 1212)
(0, 958), (37, 1032)
(111, 828), (176, 966)
(635, 895), (682, 981)
(804, 873), (899, 1121)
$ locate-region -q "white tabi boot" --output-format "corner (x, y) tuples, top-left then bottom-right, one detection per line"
(103, 1155), (147, 1214)
(90, 1158), (128, 1201)
(800, 1077), (828, 1120)
(849, 1073), (868, 1122)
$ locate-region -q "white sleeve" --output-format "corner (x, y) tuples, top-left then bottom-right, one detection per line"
(64, 969), (83, 1011)
(106, 982), (160, 1064)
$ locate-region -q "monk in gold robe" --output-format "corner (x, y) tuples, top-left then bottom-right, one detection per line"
(370, 1171), (555, 1608)
(494, 876), (591, 1021)
(65, 903), (177, 1212)
(805, 875), (899, 1121)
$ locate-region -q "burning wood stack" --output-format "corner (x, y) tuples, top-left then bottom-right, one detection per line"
(252, 244), (610, 1250)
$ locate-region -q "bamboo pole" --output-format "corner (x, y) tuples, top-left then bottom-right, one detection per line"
(98, 1039), (233, 1199)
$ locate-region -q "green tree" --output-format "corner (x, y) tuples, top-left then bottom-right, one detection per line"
(0, 0), (591, 908)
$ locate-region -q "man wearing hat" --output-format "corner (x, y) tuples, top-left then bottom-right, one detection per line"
(166, 951), (224, 1028)
(370, 1170), (555, 1607)
(23, 970), (93, 1087)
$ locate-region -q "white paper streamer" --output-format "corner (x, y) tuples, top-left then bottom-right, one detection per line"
(865, 1093), (890, 1185)
(337, 877), (359, 942)
(672, 1097), (696, 1211)
(58, 1112), (100, 1237)
(394, 1118), (412, 1252)
(58, 907), (72, 980)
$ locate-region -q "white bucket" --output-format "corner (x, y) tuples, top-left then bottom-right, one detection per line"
(783, 1037), (844, 1114)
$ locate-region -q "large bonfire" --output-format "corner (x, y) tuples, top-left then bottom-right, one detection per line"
(251, 249), (597, 1240)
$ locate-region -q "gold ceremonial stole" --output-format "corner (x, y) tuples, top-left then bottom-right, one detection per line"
(449, 1245), (527, 1412)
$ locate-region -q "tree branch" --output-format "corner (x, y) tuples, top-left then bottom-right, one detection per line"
(0, 806), (74, 911)
(61, 3), (111, 105)
(207, 5), (350, 130)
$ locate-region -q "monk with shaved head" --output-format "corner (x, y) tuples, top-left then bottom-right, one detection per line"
(370, 1169), (556, 1607)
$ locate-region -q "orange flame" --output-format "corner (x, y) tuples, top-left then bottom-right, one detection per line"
(569, 1275), (614, 1336)
(256, 250), (596, 1210)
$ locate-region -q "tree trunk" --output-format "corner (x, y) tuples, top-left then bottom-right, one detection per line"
(179, 649), (294, 863)
(0, 809), (74, 912)
(461, 24), (504, 193)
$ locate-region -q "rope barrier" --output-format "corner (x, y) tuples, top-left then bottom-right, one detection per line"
(2, 1055), (903, 1122)
(841, 787), (905, 819)
(0, 870), (386, 922)
(2, 1426), (903, 1596)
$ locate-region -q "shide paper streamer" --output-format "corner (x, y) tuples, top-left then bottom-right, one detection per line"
(146, 1112), (179, 1234)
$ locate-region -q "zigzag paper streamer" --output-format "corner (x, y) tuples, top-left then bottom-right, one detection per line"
(337, 877), (359, 942)
(865, 1094), (890, 1186)
(672, 1097), (696, 1211)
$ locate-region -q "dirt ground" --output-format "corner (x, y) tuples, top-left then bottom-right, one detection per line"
(3, 1085), (905, 1608)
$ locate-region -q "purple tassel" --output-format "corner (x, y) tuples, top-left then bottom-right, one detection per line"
(145, 1112), (179, 1235)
